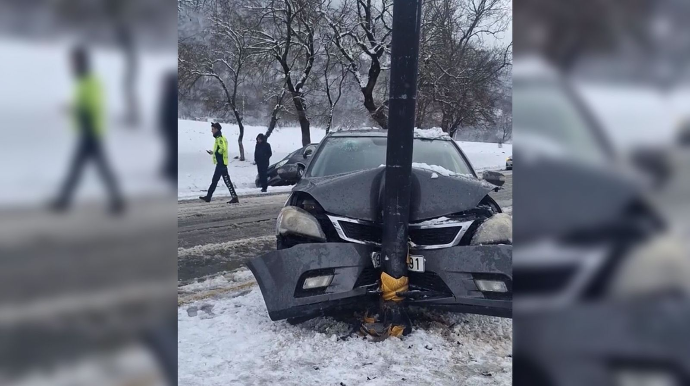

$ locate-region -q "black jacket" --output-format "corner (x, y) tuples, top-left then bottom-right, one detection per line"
(255, 142), (272, 166)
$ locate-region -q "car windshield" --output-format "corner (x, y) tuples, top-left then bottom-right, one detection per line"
(513, 80), (608, 164)
(307, 136), (474, 177)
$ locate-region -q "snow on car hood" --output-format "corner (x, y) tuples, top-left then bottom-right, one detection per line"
(292, 166), (496, 222)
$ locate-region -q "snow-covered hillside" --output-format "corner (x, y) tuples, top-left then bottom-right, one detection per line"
(178, 119), (512, 200)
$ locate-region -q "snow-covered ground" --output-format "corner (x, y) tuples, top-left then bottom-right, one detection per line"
(178, 269), (512, 386)
(178, 119), (512, 200)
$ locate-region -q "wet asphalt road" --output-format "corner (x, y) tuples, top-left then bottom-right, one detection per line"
(178, 172), (512, 283)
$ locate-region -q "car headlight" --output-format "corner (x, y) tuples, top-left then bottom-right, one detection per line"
(470, 213), (512, 245)
(276, 206), (326, 241)
(608, 233), (690, 298)
(275, 159), (288, 168)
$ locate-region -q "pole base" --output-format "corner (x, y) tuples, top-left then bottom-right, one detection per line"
(358, 300), (412, 340)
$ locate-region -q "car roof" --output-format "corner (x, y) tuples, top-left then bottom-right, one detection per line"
(327, 129), (453, 140)
(328, 129), (388, 137)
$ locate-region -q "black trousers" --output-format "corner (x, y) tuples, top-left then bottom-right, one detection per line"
(206, 164), (238, 199)
(57, 135), (123, 206)
(257, 162), (269, 190)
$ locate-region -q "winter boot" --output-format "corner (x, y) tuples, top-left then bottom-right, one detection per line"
(199, 196), (211, 203)
(227, 197), (239, 204)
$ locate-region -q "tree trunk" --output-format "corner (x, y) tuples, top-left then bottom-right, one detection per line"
(266, 114), (279, 139)
(415, 98), (427, 128)
(283, 74), (311, 146)
(363, 94), (388, 129)
(265, 90), (286, 139)
(325, 107), (334, 134)
(290, 91), (311, 146)
(449, 125), (459, 139)
(440, 111), (451, 133)
(233, 109), (246, 161)
(361, 59), (388, 129)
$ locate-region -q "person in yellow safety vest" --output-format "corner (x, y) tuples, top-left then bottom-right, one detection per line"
(199, 122), (240, 204)
(52, 46), (124, 214)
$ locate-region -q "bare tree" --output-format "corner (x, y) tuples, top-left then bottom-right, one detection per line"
(265, 87), (287, 138)
(324, 0), (392, 129)
(248, 0), (324, 146)
(322, 36), (347, 133)
(179, 7), (253, 160)
(419, 0), (511, 137)
(179, 0), (512, 142)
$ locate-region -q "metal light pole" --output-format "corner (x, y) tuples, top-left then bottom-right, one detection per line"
(379, 0), (423, 337)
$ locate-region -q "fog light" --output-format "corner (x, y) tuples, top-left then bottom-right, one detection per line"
(475, 279), (508, 293)
(303, 275), (334, 289)
(615, 369), (678, 386)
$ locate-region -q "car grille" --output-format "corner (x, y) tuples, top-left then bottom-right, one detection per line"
(354, 268), (453, 297)
(339, 221), (381, 244)
(410, 227), (461, 246)
(331, 215), (472, 248)
(354, 267), (379, 288)
(409, 271), (453, 296)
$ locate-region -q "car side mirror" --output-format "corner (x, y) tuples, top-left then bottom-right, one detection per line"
(303, 148), (313, 159)
(630, 147), (671, 188)
(678, 121), (690, 146)
(482, 170), (505, 187)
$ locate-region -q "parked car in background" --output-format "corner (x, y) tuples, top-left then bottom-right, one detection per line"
(255, 143), (318, 187)
(506, 155), (513, 170)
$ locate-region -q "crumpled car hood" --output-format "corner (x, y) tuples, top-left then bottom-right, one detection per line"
(513, 154), (641, 242)
(292, 167), (496, 222)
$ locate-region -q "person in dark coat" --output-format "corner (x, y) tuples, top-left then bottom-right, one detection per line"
(255, 134), (272, 192)
(159, 71), (177, 189)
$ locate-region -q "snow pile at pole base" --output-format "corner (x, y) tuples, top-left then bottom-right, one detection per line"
(178, 277), (512, 386)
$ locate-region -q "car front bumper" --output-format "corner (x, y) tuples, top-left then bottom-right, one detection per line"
(247, 242), (512, 321)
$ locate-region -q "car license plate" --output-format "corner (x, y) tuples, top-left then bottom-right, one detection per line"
(407, 254), (425, 272)
(371, 252), (381, 268)
(370, 252), (424, 273)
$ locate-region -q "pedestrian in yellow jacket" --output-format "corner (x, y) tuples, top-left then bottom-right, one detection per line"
(52, 46), (124, 214)
(199, 122), (239, 204)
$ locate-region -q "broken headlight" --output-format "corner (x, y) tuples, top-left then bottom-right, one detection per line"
(470, 213), (512, 245)
(277, 206), (326, 241)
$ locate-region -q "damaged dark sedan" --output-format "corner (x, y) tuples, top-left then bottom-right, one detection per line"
(248, 130), (513, 322)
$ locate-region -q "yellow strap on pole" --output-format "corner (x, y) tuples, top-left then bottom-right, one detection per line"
(380, 272), (409, 302)
(389, 325), (406, 338)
